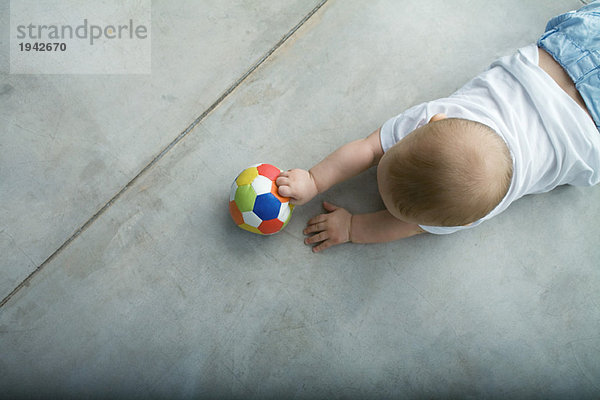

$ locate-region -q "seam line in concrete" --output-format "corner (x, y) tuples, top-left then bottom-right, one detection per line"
(0, 0), (329, 309)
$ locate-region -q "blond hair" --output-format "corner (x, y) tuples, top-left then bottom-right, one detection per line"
(383, 118), (513, 226)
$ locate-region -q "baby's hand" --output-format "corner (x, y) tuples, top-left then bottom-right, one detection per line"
(276, 169), (318, 206)
(303, 201), (352, 253)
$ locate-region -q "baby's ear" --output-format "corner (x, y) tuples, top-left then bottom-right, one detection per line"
(429, 113), (447, 123)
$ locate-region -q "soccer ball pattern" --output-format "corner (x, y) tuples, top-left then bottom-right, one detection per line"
(229, 163), (294, 235)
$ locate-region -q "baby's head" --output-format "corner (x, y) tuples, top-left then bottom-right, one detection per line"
(377, 115), (513, 227)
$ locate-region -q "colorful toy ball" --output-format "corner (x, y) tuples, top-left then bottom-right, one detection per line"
(229, 163), (294, 235)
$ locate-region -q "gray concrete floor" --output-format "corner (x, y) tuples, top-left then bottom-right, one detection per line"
(1, 0), (599, 398)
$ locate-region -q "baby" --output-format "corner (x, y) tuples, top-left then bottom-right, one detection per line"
(276, 2), (600, 252)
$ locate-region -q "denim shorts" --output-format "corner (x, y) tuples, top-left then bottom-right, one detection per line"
(538, 1), (600, 130)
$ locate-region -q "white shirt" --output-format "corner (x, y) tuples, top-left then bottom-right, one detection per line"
(379, 44), (600, 234)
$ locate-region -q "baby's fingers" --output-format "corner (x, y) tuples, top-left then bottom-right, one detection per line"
(277, 184), (293, 198)
(312, 240), (334, 253)
(306, 214), (327, 227)
(275, 175), (290, 187)
(303, 220), (326, 235)
(302, 222), (327, 235)
(304, 231), (328, 245)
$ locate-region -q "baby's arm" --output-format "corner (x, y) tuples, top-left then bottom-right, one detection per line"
(304, 203), (424, 253)
(276, 128), (383, 205)
(351, 210), (425, 243)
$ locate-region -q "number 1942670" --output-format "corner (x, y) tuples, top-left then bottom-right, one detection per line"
(19, 42), (66, 51)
